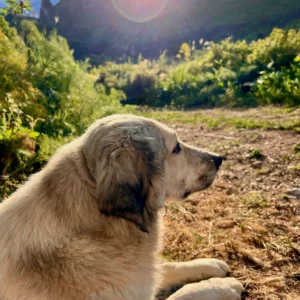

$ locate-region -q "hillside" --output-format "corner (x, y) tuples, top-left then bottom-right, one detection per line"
(38, 0), (300, 59)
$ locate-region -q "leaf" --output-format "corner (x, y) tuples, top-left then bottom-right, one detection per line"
(29, 131), (39, 139)
(267, 61), (274, 69)
(294, 56), (300, 63)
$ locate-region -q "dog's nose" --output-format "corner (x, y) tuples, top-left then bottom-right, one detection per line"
(212, 156), (223, 170)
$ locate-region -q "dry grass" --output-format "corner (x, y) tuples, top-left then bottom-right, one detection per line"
(159, 109), (300, 299)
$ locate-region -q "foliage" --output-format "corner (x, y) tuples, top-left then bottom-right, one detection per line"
(0, 97), (39, 197)
(176, 43), (191, 61)
(294, 143), (300, 155)
(249, 148), (263, 160)
(101, 29), (300, 108)
(248, 29), (300, 68)
(1, 0), (32, 15)
(123, 72), (158, 105)
(255, 62), (300, 106)
(0, 17), (131, 199)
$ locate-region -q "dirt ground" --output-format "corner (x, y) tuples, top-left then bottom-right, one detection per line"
(161, 113), (300, 299)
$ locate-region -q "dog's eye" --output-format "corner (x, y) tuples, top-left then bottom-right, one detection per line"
(172, 143), (181, 154)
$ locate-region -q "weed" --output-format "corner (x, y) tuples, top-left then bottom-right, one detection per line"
(257, 168), (270, 175)
(281, 154), (292, 162)
(294, 143), (300, 154)
(245, 192), (269, 208)
(289, 164), (300, 171)
(192, 233), (203, 249)
(224, 163), (231, 170)
(250, 149), (263, 159)
(229, 140), (240, 147)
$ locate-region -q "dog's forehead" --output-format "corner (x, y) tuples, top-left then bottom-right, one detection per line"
(100, 114), (175, 133)
(87, 114), (177, 145)
(147, 119), (177, 145)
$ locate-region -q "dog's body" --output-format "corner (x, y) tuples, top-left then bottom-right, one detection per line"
(0, 115), (242, 299)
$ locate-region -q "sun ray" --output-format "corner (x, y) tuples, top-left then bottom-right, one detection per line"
(111, 0), (169, 23)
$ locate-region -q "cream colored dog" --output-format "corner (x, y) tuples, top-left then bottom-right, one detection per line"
(0, 115), (243, 300)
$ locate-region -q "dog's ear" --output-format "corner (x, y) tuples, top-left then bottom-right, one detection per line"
(95, 128), (161, 232)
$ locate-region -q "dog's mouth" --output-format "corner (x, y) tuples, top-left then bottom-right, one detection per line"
(182, 174), (217, 199)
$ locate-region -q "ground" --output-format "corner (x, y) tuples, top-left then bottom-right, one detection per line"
(155, 108), (300, 300)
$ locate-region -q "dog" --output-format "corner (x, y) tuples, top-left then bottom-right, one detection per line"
(0, 115), (243, 299)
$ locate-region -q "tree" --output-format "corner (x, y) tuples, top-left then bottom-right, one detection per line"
(1, 0), (32, 16)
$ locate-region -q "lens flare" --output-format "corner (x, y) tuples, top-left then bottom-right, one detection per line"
(111, 0), (169, 23)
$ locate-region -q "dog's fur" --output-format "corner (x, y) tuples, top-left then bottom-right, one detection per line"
(0, 115), (242, 299)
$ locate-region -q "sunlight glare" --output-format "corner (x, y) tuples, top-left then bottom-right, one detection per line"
(111, 0), (169, 23)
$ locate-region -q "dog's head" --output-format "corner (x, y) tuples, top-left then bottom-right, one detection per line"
(83, 115), (222, 232)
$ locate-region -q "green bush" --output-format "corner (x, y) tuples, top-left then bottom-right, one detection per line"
(108, 28), (300, 109)
(0, 97), (39, 198)
(248, 29), (300, 68)
(0, 17), (131, 199)
(151, 29), (300, 108)
(86, 28), (300, 109)
(255, 62), (300, 106)
(123, 72), (159, 105)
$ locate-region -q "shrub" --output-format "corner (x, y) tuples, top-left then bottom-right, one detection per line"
(0, 97), (39, 198)
(0, 17), (130, 199)
(255, 61), (300, 106)
(176, 43), (192, 61)
(248, 28), (300, 69)
(88, 28), (300, 109)
(122, 72), (158, 105)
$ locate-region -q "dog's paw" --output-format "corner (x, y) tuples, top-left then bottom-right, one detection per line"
(166, 277), (243, 300)
(206, 277), (243, 296)
(188, 258), (230, 280)
(161, 258), (230, 290)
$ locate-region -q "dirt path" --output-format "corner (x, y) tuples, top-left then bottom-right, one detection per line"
(162, 121), (300, 299)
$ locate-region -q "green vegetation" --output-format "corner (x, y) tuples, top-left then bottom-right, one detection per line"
(99, 29), (300, 108)
(0, 0), (32, 15)
(249, 149), (263, 160)
(289, 164), (300, 172)
(0, 17), (299, 199)
(192, 233), (203, 249)
(0, 17), (132, 198)
(138, 109), (300, 132)
(294, 144), (300, 154)
(245, 192), (269, 209)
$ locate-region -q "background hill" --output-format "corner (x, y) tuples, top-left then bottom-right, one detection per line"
(37, 0), (300, 60)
